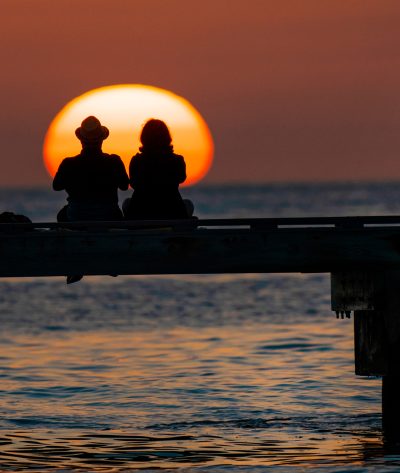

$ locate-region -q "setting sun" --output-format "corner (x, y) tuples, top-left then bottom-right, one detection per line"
(43, 84), (214, 186)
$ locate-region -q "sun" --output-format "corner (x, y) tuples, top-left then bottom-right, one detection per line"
(43, 84), (214, 186)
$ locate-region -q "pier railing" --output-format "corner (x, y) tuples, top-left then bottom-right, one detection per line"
(3, 214), (400, 230)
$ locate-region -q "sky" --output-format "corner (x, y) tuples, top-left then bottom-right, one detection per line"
(1, 0), (400, 187)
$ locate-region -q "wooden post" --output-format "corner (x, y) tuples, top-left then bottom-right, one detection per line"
(379, 271), (400, 442)
(382, 376), (400, 442)
(332, 270), (400, 441)
(353, 310), (387, 376)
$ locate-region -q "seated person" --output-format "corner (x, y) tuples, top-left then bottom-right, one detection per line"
(53, 116), (129, 222)
(123, 119), (193, 220)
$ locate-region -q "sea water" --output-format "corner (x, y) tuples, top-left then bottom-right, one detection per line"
(0, 183), (400, 472)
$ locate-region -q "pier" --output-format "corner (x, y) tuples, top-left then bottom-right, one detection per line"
(1, 215), (400, 440)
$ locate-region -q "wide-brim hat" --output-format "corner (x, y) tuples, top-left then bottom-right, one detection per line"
(75, 116), (109, 142)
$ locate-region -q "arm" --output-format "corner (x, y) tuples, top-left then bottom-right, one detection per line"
(129, 155), (141, 189)
(52, 159), (68, 191)
(113, 155), (129, 190)
(175, 155), (186, 184)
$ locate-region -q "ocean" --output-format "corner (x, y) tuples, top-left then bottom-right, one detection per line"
(0, 182), (400, 472)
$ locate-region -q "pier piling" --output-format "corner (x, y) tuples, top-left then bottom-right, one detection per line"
(332, 270), (400, 440)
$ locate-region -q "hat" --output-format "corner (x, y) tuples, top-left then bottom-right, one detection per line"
(75, 116), (109, 142)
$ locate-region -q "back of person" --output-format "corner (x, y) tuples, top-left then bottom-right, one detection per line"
(53, 116), (129, 222)
(56, 151), (126, 204)
(123, 119), (190, 220)
(127, 151), (188, 219)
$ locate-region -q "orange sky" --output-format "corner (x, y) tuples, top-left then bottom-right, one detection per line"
(1, 0), (400, 186)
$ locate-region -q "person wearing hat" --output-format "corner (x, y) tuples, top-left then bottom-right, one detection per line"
(53, 116), (129, 222)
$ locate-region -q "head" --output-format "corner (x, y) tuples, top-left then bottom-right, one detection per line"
(139, 119), (173, 153)
(75, 116), (109, 149)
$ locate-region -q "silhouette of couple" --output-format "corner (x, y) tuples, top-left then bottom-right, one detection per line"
(53, 116), (193, 222)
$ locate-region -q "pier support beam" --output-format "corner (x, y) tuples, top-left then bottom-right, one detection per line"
(331, 271), (400, 441)
(383, 376), (400, 442)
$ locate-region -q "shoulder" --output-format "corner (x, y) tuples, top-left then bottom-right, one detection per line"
(102, 152), (122, 161)
(130, 153), (143, 164)
(102, 153), (125, 165)
(57, 156), (79, 169)
(172, 153), (184, 161)
(171, 153), (185, 165)
(63, 155), (80, 163)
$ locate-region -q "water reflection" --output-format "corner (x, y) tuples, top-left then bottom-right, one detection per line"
(0, 319), (385, 470)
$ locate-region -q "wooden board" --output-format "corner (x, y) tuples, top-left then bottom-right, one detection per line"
(1, 219), (400, 277)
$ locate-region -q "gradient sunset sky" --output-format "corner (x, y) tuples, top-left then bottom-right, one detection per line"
(2, 0), (400, 186)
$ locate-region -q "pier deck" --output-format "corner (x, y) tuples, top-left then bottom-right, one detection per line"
(1, 216), (400, 277)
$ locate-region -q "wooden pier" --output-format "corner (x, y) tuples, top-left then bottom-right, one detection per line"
(1, 215), (400, 440)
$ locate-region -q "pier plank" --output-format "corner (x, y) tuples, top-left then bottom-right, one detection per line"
(1, 218), (400, 277)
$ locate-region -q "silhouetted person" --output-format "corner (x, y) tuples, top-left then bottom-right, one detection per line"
(53, 116), (129, 284)
(123, 119), (192, 219)
(53, 116), (129, 222)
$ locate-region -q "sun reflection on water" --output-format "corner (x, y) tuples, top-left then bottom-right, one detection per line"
(0, 318), (384, 470)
